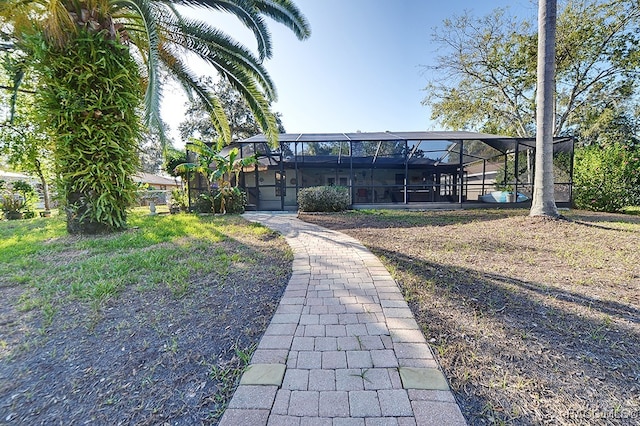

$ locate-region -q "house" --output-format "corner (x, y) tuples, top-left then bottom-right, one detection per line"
(133, 172), (182, 206)
(188, 131), (574, 211)
(133, 172), (182, 190)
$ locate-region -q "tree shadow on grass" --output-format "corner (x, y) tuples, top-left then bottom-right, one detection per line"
(370, 247), (640, 426)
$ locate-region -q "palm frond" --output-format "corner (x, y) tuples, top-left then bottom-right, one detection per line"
(111, 0), (163, 135)
(172, 0), (272, 59)
(253, 0), (310, 40)
(217, 65), (278, 147)
(160, 15), (276, 99)
(158, 45), (232, 144)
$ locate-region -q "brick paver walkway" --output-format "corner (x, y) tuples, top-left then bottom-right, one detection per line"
(219, 213), (467, 426)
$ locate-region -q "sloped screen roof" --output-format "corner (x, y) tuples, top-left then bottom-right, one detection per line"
(242, 131), (573, 157)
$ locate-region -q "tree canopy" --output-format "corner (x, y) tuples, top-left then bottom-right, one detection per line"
(178, 78), (285, 146)
(423, 0), (640, 141)
(0, 0), (310, 233)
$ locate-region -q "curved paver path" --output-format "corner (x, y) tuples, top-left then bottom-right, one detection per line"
(220, 213), (467, 426)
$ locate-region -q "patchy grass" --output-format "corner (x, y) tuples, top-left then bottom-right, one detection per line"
(300, 209), (640, 426)
(0, 209), (292, 424)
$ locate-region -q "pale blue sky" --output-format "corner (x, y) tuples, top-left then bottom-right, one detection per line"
(162, 0), (538, 145)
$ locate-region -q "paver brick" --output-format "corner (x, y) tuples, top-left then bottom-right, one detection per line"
(333, 418), (366, 426)
(315, 337), (338, 351)
(271, 313), (302, 324)
(282, 369), (309, 390)
(227, 385), (278, 409)
(271, 389), (291, 415)
(407, 389), (456, 403)
(393, 343), (432, 359)
(378, 390), (413, 416)
(292, 336), (315, 351)
(336, 369), (365, 391)
(337, 336), (361, 351)
(326, 324), (348, 337)
(390, 329), (427, 343)
(300, 314), (320, 325)
(310, 305), (330, 314)
(347, 351), (373, 368)
(238, 214), (467, 426)
(265, 323), (298, 336)
(345, 324), (368, 336)
(259, 335), (294, 350)
(267, 415), (300, 426)
(288, 391), (319, 417)
(411, 401), (467, 426)
(365, 418), (399, 426)
(308, 369), (336, 391)
(319, 391), (350, 417)
(358, 336), (385, 350)
(297, 351), (322, 369)
(219, 408), (270, 426)
(251, 349), (289, 364)
(240, 364), (286, 386)
(349, 390), (382, 417)
(322, 351), (348, 369)
(304, 324), (326, 337)
(362, 368), (392, 390)
(300, 418), (332, 426)
(370, 350), (398, 368)
(383, 308), (414, 318)
(385, 318), (420, 330)
(366, 323), (389, 336)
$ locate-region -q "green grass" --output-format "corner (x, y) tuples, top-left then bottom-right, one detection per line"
(0, 209), (278, 323)
(621, 206), (640, 215)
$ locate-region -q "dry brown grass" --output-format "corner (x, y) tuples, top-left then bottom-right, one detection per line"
(300, 209), (640, 426)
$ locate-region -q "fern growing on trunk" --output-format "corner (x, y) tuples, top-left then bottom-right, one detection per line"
(31, 30), (142, 233)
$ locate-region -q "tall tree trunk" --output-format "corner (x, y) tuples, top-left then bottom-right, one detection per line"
(530, 0), (560, 218)
(35, 163), (51, 210)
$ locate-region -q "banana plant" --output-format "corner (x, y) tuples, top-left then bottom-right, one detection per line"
(174, 138), (257, 213)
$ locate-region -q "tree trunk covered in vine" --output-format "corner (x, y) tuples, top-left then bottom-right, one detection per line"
(32, 29), (142, 233)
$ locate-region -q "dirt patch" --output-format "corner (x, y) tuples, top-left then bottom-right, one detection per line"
(300, 209), (640, 425)
(0, 228), (291, 425)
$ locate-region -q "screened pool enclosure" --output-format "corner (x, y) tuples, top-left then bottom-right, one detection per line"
(188, 131), (574, 211)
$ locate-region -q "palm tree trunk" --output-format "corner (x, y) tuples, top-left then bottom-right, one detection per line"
(530, 0), (560, 218)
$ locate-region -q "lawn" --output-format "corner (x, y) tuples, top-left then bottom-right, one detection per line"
(3, 208), (638, 425)
(299, 209), (640, 426)
(0, 209), (292, 424)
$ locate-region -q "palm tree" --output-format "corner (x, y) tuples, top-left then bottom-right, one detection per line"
(530, 0), (560, 218)
(0, 0), (310, 233)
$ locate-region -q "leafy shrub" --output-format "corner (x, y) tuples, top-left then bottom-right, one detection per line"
(170, 188), (189, 211)
(298, 186), (351, 212)
(573, 143), (640, 212)
(193, 193), (214, 213)
(1, 180), (37, 218)
(192, 188), (247, 214)
(215, 187), (247, 214)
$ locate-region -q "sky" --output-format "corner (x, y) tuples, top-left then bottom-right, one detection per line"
(161, 0), (538, 147)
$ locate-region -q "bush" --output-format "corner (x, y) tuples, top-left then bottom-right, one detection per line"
(298, 186), (351, 212)
(170, 188), (189, 211)
(573, 143), (640, 212)
(1, 180), (37, 219)
(215, 187), (247, 214)
(193, 193), (214, 213)
(192, 188), (247, 214)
